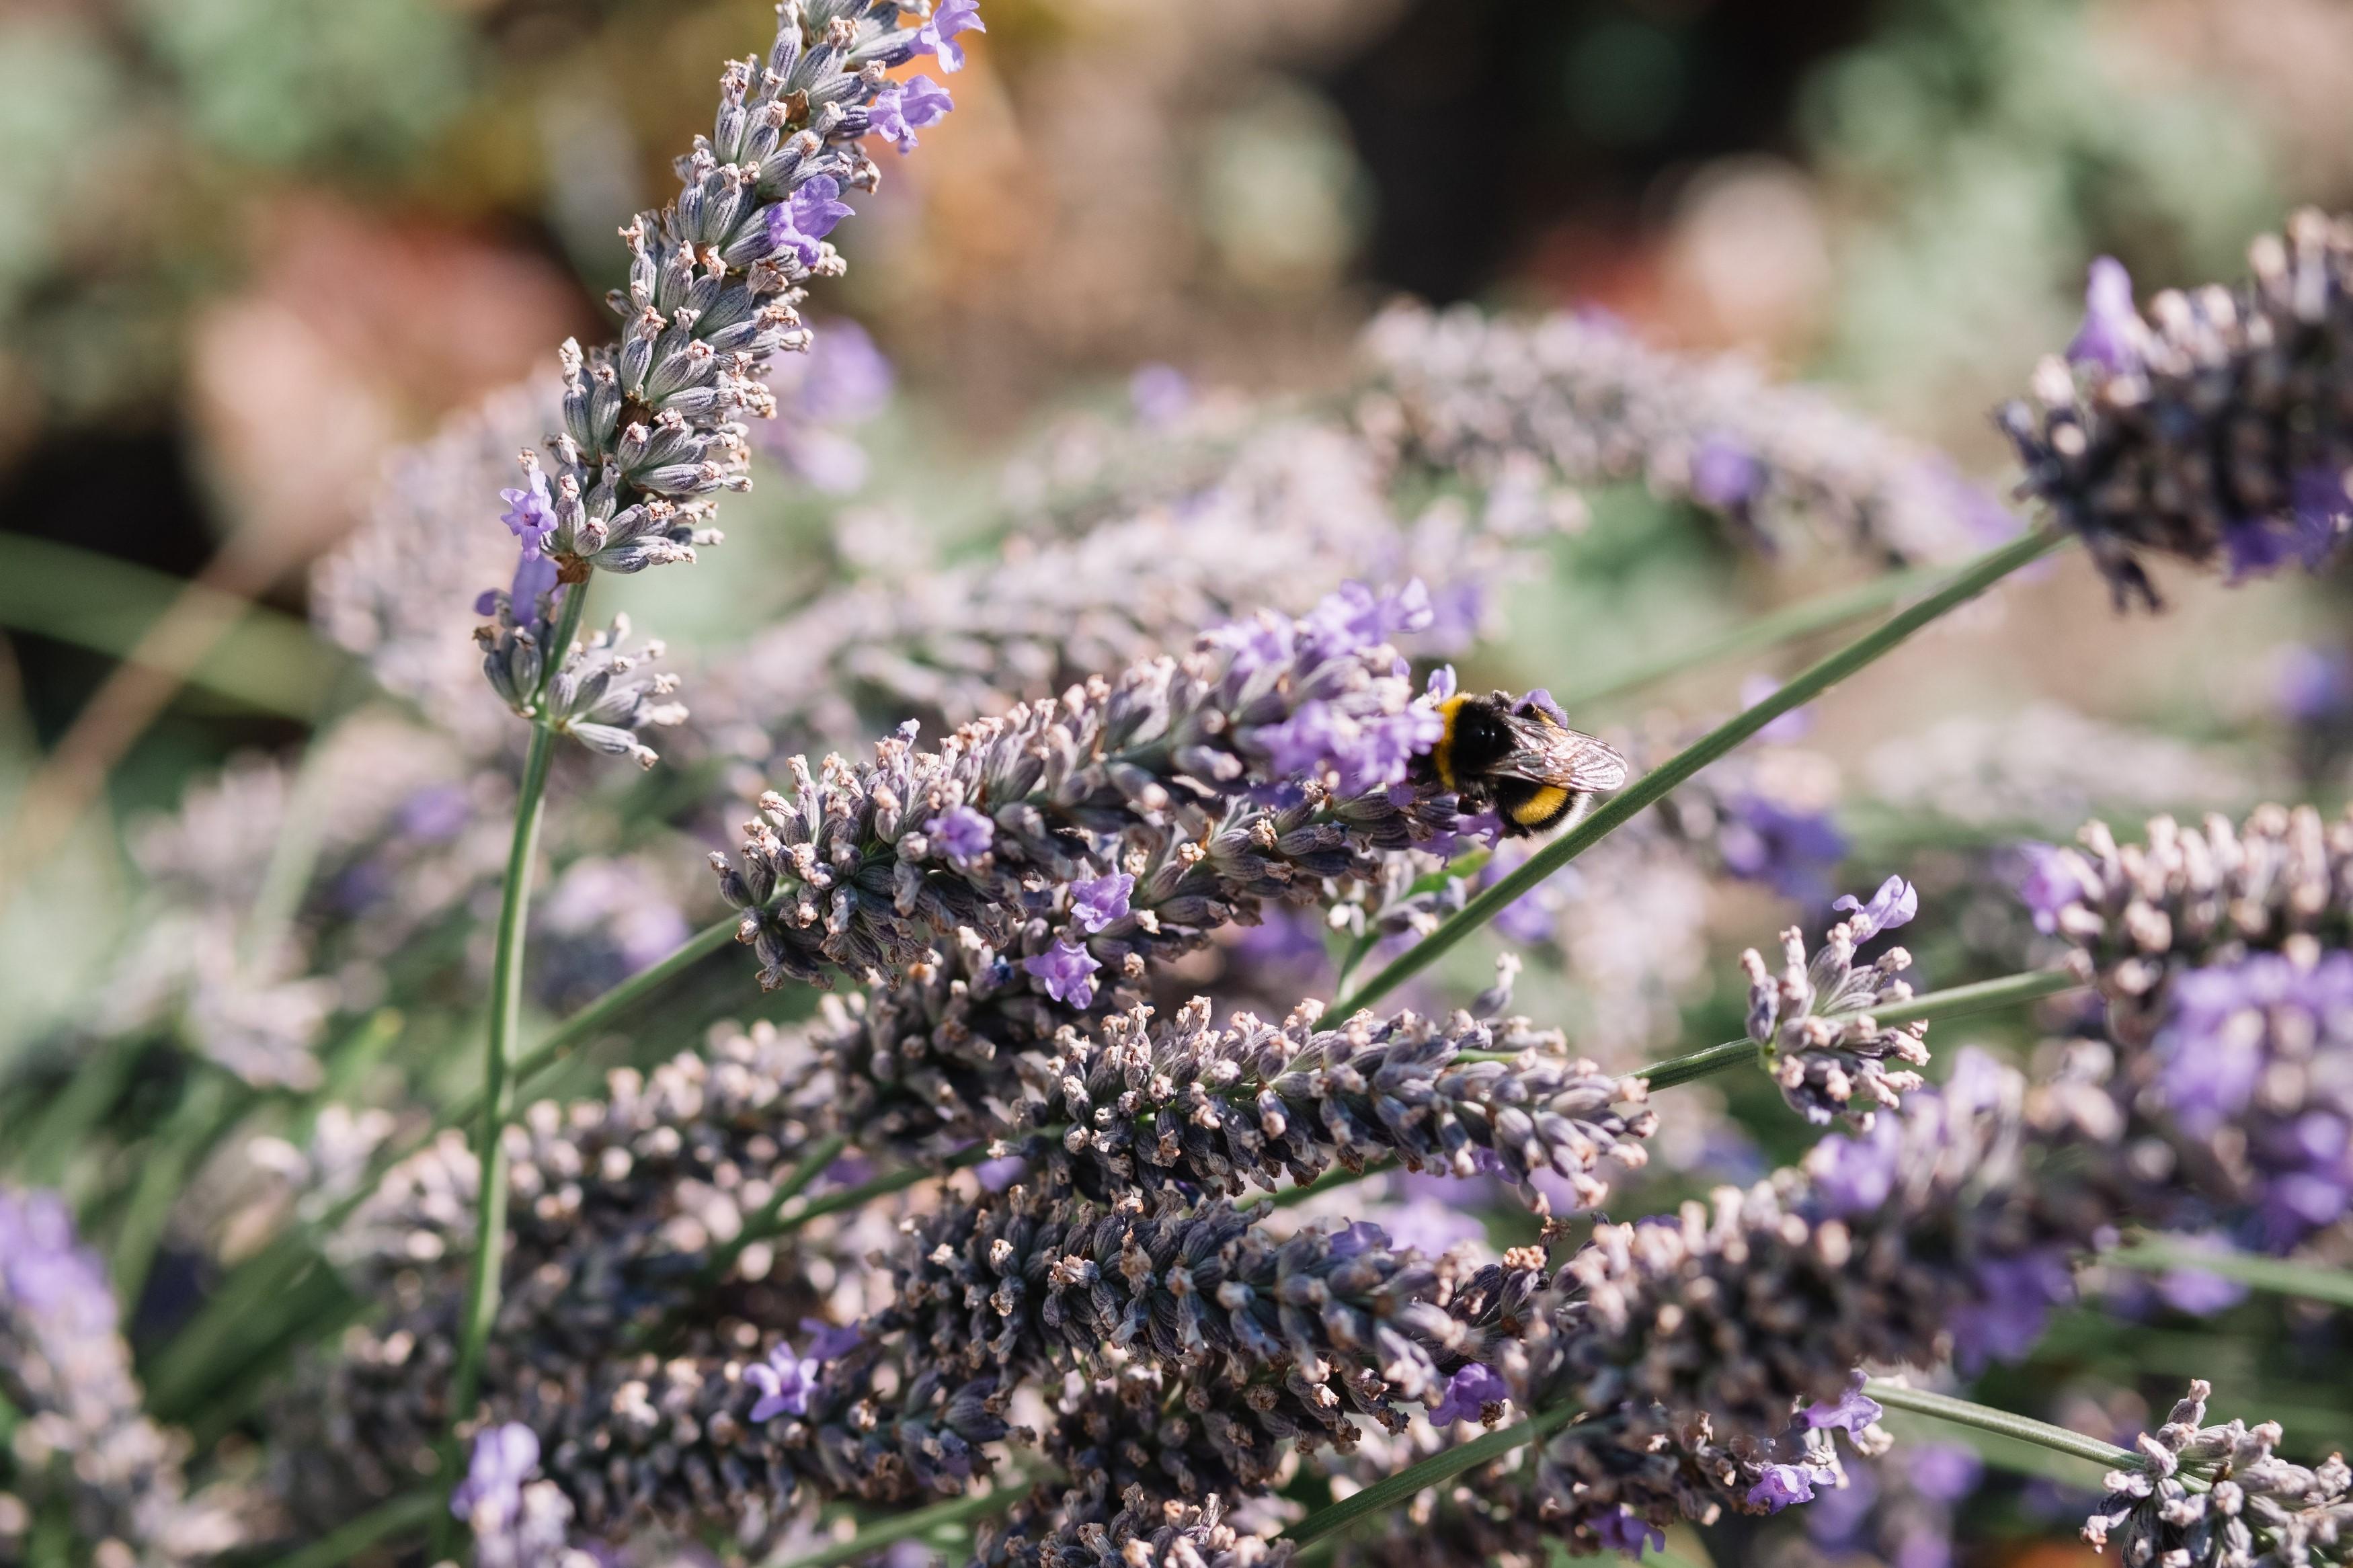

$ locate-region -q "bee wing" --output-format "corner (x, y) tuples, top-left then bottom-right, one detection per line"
(1490, 712), (1631, 792)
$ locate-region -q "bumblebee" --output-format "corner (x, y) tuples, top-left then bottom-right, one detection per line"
(1425, 690), (1630, 836)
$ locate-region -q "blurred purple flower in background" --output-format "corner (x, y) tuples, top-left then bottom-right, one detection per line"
(2067, 257), (2143, 375)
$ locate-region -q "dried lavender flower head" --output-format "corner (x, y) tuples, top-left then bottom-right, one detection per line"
(2083, 1380), (2353, 1568)
(1359, 302), (2017, 567)
(2025, 806), (2353, 1036)
(468, 1), (971, 735)
(1741, 874), (1929, 1128)
(2029, 809), (2353, 1245)
(711, 581), (1482, 992)
(1999, 214), (2353, 609)
(1553, 1051), (2108, 1446)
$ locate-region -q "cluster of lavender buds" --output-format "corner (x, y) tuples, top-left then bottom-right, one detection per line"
(1328, 1397), (1856, 1568)
(993, 1491), (1291, 1568)
(468, 0), (974, 754)
(1999, 212), (2353, 608)
(778, 968), (1653, 1210)
(450, 1424), (589, 1568)
(1355, 302), (2016, 566)
(2083, 1380), (2352, 1568)
(885, 1178), (1548, 1444)
(976, 1363), (1290, 1568)
(479, 610), (687, 768)
(2025, 805), (2353, 1244)
(0, 1190), (242, 1566)
(1741, 876), (1930, 1128)
(315, 1030), (859, 1504)
(710, 583), (1460, 991)
(1547, 1053), (2110, 1444)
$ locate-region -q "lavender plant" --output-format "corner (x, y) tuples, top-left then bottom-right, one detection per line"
(22, 11), (2353, 1568)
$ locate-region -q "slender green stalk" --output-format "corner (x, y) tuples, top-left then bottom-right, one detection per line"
(1334, 849), (1493, 994)
(1554, 560), (1950, 710)
(1872, 967), (2081, 1028)
(510, 915), (737, 1090)
(442, 725), (558, 1430)
(434, 569), (581, 1553)
(2102, 1237), (2353, 1309)
(1863, 1381), (2134, 1469)
(267, 1487), (442, 1568)
(1284, 1405), (1581, 1548)
(1331, 528), (2067, 1018)
(764, 1475), (1045, 1568)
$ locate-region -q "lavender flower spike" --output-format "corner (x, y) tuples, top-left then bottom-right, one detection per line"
(2083, 1380), (2353, 1568)
(1739, 884), (1929, 1128)
(1999, 210), (2353, 608)
(711, 582), (1474, 992)
(477, 609), (687, 768)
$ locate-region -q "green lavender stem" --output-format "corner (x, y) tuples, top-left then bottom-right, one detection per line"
(1863, 1382), (2135, 1469)
(432, 581), (587, 1553)
(1331, 527), (2067, 1018)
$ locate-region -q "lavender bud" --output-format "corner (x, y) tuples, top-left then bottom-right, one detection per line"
(1739, 875), (1929, 1128)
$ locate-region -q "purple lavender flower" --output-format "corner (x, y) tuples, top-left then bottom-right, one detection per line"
(766, 175), (854, 270)
(500, 469), (557, 554)
(451, 1422), (540, 1528)
(1380, 1198), (1488, 1255)
(1808, 1116), (1902, 1216)
(2016, 841), (2099, 934)
(1691, 432), (1765, 510)
(1718, 792), (1849, 905)
(1326, 1220), (1392, 1260)
(975, 1154), (1029, 1192)
(1747, 1461), (1839, 1513)
(2067, 257), (2144, 375)
(1594, 1507), (1668, 1557)
(914, 0), (985, 71)
(1833, 875), (1917, 943)
(800, 1318), (866, 1362)
(1299, 579), (1433, 660)
(746, 1338), (821, 1421)
(395, 783), (470, 842)
(1427, 1363), (1511, 1426)
(1021, 939), (1100, 1007)
(1068, 871), (1133, 932)
(870, 77), (953, 153)
(1802, 1376), (1885, 1439)
(1949, 1248), (2074, 1370)
(926, 804), (996, 864)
